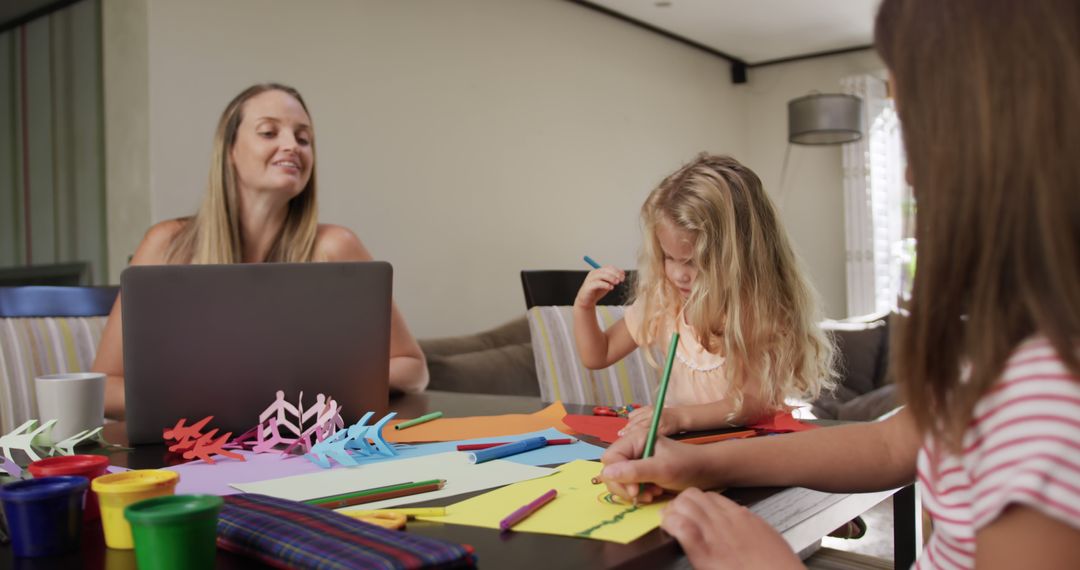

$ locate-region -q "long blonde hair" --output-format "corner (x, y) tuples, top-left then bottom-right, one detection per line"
(633, 153), (836, 417)
(166, 83), (318, 264)
(877, 0), (1080, 451)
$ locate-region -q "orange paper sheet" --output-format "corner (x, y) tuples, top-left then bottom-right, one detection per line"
(384, 402), (576, 443)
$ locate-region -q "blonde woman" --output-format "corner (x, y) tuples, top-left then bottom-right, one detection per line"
(93, 83), (428, 419)
(574, 153), (835, 435)
(598, 0), (1080, 567)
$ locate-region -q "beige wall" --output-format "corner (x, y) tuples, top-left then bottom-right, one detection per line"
(740, 50), (886, 318)
(137, 0), (744, 337)
(106, 0), (883, 336)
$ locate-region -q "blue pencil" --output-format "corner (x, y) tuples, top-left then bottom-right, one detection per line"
(583, 255), (601, 269)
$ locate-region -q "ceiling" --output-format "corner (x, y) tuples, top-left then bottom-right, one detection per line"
(579, 0), (879, 65)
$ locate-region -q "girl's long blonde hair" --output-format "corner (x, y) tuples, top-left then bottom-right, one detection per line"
(633, 153), (836, 418)
(166, 83), (318, 264)
(877, 0), (1080, 452)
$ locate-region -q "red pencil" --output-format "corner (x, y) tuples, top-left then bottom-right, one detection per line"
(456, 438), (574, 451)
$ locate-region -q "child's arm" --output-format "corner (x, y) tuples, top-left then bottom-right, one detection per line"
(975, 505), (1080, 569)
(621, 390), (771, 436)
(600, 407), (920, 500)
(573, 266), (637, 368)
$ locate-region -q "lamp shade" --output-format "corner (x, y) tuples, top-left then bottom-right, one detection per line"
(788, 93), (863, 145)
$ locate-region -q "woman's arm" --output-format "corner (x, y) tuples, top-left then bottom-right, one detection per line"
(600, 407), (921, 501)
(314, 225), (428, 393)
(92, 220), (184, 420)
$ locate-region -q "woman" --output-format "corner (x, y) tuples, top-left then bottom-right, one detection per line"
(598, 0), (1080, 568)
(93, 83), (429, 419)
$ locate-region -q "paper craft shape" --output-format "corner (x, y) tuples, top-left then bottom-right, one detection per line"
(232, 451), (555, 511)
(0, 419), (57, 462)
(382, 402), (576, 443)
(419, 460), (666, 544)
(305, 411), (398, 469)
(247, 391), (345, 455)
(165, 428), (603, 497)
(163, 416), (244, 465)
(750, 412), (818, 433)
(1, 455), (21, 478)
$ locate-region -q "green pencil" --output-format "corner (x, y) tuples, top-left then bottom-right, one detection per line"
(394, 411), (444, 430)
(305, 479), (445, 509)
(643, 332), (679, 460)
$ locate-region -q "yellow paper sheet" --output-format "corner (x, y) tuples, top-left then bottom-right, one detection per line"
(385, 401), (575, 443)
(417, 460), (666, 544)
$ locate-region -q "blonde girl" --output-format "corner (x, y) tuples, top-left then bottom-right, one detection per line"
(574, 153), (835, 435)
(93, 83), (428, 418)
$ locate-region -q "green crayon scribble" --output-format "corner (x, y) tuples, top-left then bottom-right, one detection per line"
(575, 504), (641, 537)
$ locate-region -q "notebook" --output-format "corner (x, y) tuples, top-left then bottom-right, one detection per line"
(120, 262), (392, 445)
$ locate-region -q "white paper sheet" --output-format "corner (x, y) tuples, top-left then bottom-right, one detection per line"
(230, 451), (555, 510)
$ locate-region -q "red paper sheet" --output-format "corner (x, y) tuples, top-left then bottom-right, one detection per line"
(561, 411), (817, 444)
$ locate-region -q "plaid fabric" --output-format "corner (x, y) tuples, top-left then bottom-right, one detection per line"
(218, 494), (475, 570)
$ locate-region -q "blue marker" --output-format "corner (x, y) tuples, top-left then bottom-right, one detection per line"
(583, 255), (601, 269)
(467, 436), (548, 464)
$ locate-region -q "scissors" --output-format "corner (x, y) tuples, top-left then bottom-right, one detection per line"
(340, 510), (407, 530)
(592, 404), (641, 418)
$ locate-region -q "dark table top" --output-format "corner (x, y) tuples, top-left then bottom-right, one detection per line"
(0, 391), (895, 569)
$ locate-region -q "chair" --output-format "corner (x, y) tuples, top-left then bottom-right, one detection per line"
(520, 270), (635, 309)
(519, 270), (658, 406)
(0, 286), (119, 433)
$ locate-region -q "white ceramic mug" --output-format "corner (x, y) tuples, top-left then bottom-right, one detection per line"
(34, 372), (106, 442)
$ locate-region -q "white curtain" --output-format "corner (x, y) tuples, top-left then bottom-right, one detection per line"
(841, 74), (900, 317)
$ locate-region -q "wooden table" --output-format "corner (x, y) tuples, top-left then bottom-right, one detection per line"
(0, 391), (905, 569)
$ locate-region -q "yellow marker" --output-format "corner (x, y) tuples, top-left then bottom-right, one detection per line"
(343, 507), (447, 519)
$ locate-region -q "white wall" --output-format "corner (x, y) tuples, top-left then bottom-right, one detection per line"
(740, 50), (885, 318)
(139, 0), (745, 337)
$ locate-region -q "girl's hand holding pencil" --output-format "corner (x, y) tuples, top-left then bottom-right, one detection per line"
(596, 434), (705, 504)
(574, 264), (625, 308)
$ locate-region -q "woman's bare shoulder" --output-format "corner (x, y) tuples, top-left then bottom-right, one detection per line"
(313, 224), (372, 262)
(134, 218), (190, 264)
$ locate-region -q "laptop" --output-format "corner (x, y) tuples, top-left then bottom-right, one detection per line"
(120, 262), (392, 445)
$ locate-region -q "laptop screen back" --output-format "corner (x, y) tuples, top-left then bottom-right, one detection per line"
(120, 262), (391, 445)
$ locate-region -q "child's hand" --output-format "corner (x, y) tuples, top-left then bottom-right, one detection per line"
(618, 405), (682, 437)
(598, 433), (709, 502)
(661, 488), (803, 570)
(574, 266), (626, 309)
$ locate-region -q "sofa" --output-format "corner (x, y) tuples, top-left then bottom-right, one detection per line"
(419, 311), (898, 421)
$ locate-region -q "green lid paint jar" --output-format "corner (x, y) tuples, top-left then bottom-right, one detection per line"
(123, 494), (223, 570)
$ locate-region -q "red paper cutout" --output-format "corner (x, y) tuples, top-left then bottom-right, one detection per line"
(163, 416), (246, 464)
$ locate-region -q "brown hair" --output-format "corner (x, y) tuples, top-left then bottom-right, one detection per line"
(877, 0), (1080, 450)
(167, 83), (318, 264)
(634, 153), (836, 420)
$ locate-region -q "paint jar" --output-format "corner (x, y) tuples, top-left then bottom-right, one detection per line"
(124, 495), (223, 570)
(0, 476), (88, 557)
(91, 470), (179, 549)
(28, 454), (110, 521)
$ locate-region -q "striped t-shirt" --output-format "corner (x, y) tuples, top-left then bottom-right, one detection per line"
(915, 337), (1080, 569)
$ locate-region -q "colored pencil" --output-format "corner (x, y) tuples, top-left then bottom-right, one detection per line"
(467, 436), (548, 464)
(344, 507), (446, 519)
(642, 332), (679, 460)
(306, 479), (445, 509)
(499, 489), (558, 531)
(678, 430), (757, 445)
(583, 255), (601, 269)
(456, 438), (574, 451)
(394, 411), (443, 430)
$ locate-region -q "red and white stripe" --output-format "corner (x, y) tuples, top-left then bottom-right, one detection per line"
(915, 338), (1080, 569)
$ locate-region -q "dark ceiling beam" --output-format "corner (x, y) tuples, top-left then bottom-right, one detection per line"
(0, 0), (82, 35)
(570, 0), (874, 84)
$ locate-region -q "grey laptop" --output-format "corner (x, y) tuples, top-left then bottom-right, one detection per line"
(120, 262), (392, 445)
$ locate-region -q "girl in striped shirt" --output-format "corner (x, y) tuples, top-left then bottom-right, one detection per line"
(596, 0), (1080, 568)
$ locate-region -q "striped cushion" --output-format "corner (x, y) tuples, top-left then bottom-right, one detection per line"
(526, 306), (660, 406)
(0, 317), (107, 433)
